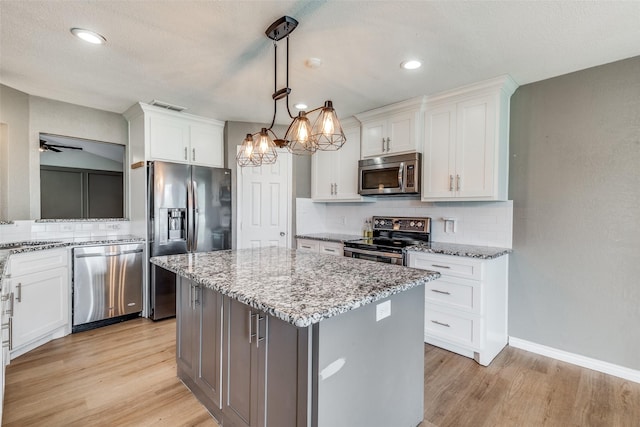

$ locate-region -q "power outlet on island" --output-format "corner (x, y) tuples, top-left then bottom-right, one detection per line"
(376, 300), (391, 322)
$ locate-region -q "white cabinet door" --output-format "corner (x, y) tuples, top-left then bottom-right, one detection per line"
(333, 125), (362, 200)
(311, 150), (335, 200)
(190, 123), (224, 168)
(455, 94), (497, 198)
(11, 267), (69, 350)
(387, 110), (416, 155)
(360, 119), (386, 158)
(422, 104), (457, 199)
(149, 115), (190, 163)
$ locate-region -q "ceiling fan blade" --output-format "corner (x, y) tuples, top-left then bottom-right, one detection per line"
(48, 144), (83, 150)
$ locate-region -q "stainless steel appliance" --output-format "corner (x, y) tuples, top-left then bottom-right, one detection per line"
(343, 216), (431, 265)
(73, 243), (144, 332)
(148, 161), (232, 320)
(358, 152), (421, 196)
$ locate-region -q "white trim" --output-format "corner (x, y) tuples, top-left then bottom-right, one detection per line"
(509, 337), (640, 384)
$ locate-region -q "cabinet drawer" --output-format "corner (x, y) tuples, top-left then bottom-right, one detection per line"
(408, 252), (483, 280)
(319, 241), (343, 257)
(296, 239), (319, 253)
(425, 276), (480, 314)
(7, 248), (68, 277)
(424, 304), (480, 348)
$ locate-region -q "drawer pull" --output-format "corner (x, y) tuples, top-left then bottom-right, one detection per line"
(324, 249), (336, 253)
(431, 320), (450, 328)
(301, 245), (312, 249)
(431, 264), (451, 269)
(431, 289), (451, 295)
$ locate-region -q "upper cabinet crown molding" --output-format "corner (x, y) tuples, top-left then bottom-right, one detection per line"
(422, 75), (518, 202)
(124, 102), (225, 168)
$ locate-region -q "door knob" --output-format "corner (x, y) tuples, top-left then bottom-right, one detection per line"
(280, 232), (285, 236)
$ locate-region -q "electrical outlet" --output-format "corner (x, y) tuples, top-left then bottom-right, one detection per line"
(60, 224), (74, 232)
(376, 300), (391, 321)
(106, 223), (121, 230)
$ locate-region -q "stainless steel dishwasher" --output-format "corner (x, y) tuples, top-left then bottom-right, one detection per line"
(73, 242), (144, 332)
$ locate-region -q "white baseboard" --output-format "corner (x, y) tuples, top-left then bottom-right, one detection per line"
(508, 336), (640, 384)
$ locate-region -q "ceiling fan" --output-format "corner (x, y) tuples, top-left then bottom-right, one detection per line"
(39, 139), (83, 153)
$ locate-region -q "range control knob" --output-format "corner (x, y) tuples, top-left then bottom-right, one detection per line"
(374, 220), (379, 225)
(417, 222), (423, 227)
(410, 221), (415, 227)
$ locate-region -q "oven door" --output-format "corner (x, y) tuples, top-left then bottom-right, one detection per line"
(343, 247), (404, 265)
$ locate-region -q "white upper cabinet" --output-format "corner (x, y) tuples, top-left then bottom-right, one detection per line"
(125, 102), (225, 168)
(422, 76), (518, 202)
(356, 97), (426, 159)
(311, 118), (371, 202)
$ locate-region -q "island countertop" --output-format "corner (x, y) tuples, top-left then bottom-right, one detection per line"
(150, 247), (440, 327)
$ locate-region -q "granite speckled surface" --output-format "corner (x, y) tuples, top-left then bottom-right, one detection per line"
(151, 247), (440, 327)
(295, 233), (363, 243)
(0, 236), (145, 289)
(406, 242), (511, 259)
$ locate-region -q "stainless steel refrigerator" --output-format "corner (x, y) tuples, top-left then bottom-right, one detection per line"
(148, 161), (231, 320)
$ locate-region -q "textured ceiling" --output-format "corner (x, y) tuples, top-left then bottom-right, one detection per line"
(1, 1), (640, 124)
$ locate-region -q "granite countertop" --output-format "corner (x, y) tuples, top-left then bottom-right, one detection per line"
(406, 242), (511, 259)
(295, 233), (363, 243)
(151, 247), (440, 328)
(0, 236), (146, 288)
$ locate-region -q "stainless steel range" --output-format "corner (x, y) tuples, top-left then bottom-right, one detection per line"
(343, 216), (431, 265)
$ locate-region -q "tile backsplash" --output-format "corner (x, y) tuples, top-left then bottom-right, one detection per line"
(0, 219), (135, 244)
(296, 198), (513, 248)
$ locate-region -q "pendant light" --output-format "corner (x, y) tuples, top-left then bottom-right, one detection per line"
(237, 16), (346, 167)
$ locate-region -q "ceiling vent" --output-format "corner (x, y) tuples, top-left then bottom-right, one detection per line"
(149, 100), (187, 112)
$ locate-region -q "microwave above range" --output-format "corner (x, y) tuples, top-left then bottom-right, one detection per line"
(358, 152), (421, 196)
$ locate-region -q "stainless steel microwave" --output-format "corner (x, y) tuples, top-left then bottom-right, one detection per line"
(358, 152), (421, 195)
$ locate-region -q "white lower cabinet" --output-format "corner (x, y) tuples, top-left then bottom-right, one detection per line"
(296, 239), (343, 257)
(407, 251), (508, 366)
(4, 248), (70, 360)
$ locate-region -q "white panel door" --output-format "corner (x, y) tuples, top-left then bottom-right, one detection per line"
(237, 150), (292, 249)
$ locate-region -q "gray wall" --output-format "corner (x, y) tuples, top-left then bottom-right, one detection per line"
(225, 121), (311, 248)
(0, 85), (31, 220)
(509, 56), (640, 370)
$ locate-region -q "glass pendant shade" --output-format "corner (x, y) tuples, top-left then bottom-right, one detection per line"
(312, 101), (346, 151)
(236, 134), (260, 167)
(285, 112), (317, 155)
(254, 128), (278, 165)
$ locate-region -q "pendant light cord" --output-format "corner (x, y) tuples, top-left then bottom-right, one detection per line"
(285, 36), (294, 119)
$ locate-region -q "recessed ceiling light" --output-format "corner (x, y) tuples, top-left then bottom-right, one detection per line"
(70, 28), (107, 45)
(294, 103), (308, 110)
(401, 60), (422, 70)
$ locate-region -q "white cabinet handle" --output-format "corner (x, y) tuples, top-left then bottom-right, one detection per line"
(334, 183), (338, 194)
(381, 138), (386, 152)
(431, 320), (450, 328)
(16, 283), (22, 303)
(192, 148), (196, 162)
(431, 289), (451, 295)
(184, 147), (188, 160)
(449, 175), (454, 192)
(456, 174), (461, 191)
(431, 264), (451, 269)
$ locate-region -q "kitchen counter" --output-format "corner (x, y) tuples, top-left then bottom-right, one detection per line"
(0, 236), (145, 288)
(406, 241), (511, 259)
(150, 246), (439, 327)
(295, 232), (362, 243)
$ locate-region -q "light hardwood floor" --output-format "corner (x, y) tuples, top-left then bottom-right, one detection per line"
(3, 318), (640, 426)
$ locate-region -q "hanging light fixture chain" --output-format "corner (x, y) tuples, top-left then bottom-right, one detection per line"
(285, 35), (294, 119)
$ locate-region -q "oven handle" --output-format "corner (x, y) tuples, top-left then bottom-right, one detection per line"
(344, 247), (403, 260)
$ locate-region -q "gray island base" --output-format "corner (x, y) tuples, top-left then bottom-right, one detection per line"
(150, 247), (440, 427)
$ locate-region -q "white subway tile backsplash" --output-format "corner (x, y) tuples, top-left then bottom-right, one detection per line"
(296, 198), (513, 248)
(0, 220), (134, 244)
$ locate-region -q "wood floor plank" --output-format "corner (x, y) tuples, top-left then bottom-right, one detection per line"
(4, 317), (640, 426)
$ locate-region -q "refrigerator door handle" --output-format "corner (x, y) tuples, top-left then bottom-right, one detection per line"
(192, 179), (199, 251)
(186, 176), (192, 252)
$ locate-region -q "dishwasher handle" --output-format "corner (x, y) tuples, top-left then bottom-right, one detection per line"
(75, 248), (144, 258)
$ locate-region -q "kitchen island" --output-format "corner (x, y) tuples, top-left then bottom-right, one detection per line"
(150, 247), (440, 427)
